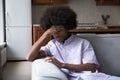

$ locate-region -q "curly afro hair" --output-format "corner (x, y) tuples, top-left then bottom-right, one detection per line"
(40, 6), (77, 30)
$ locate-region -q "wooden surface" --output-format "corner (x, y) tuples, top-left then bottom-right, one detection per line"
(32, 0), (68, 5)
(32, 26), (51, 45)
(95, 0), (120, 5)
(69, 28), (120, 33)
(32, 25), (120, 44)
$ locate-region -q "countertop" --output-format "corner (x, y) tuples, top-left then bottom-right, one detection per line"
(69, 26), (120, 33)
(33, 25), (120, 33)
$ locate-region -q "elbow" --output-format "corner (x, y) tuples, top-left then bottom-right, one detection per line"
(26, 56), (34, 62)
(91, 67), (96, 72)
(26, 58), (34, 62)
(85, 63), (97, 72)
(91, 64), (97, 72)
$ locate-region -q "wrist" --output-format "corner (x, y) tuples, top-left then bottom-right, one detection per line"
(61, 63), (66, 68)
(43, 32), (50, 37)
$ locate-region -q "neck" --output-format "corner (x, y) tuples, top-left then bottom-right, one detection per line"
(62, 34), (71, 44)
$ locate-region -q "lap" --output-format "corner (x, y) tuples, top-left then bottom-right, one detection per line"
(32, 59), (68, 80)
(107, 76), (120, 80)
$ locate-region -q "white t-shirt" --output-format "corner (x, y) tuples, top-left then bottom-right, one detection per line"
(41, 35), (110, 80)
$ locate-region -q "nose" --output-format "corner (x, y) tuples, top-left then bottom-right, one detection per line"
(52, 30), (61, 35)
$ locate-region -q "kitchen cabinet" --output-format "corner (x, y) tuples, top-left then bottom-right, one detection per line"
(5, 0), (32, 60)
(95, 0), (120, 5)
(32, 25), (120, 45)
(69, 26), (120, 33)
(32, 25), (51, 46)
(69, 28), (120, 33)
(32, 0), (68, 5)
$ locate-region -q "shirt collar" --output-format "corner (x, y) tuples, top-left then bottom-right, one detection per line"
(55, 35), (75, 45)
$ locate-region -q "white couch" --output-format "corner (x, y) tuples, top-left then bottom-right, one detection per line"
(33, 26), (120, 76)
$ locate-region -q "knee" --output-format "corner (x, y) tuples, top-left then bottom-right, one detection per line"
(32, 59), (68, 80)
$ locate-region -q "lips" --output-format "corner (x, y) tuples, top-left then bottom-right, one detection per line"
(55, 36), (63, 42)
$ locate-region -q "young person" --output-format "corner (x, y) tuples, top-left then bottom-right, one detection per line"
(26, 6), (120, 80)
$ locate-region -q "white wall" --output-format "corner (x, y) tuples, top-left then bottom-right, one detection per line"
(0, 0), (4, 43)
(32, 0), (120, 26)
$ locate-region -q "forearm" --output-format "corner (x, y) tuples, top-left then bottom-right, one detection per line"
(26, 33), (49, 61)
(44, 57), (97, 72)
(62, 63), (96, 72)
(26, 26), (60, 61)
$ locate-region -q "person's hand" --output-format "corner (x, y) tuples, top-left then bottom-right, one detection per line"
(44, 57), (63, 68)
(43, 26), (57, 37)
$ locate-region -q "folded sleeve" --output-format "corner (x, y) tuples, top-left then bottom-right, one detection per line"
(40, 41), (52, 57)
(82, 40), (99, 67)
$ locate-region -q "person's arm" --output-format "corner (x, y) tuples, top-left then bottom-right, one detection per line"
(44, 57), (97, 72)
(26, 27), (57, 61)
(61, 63), (96, 72)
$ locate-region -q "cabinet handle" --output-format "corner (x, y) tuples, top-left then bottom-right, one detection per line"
(6, 12), (9, 26)
(6, 28), (10, 42)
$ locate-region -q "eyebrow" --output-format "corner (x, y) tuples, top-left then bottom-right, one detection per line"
(56, 28), (65, 31)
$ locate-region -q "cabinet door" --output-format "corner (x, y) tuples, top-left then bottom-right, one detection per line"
(6, 0), (32, 26)
(51, 0), (68, 4)
(32, 0), (68, 4)
(6, 27), (32, 60)
(0, 0), (4, 42)
(113, 0), (120, 4)
(32, 0), (50, 4)
(96, 0), (120, 5)
(32, 26), (51, 46)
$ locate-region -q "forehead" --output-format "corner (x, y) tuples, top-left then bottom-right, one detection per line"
(52, 25), (65, 29)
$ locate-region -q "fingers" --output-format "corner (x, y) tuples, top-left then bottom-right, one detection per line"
(44, 26), (56, 37)
(44, 57), (54, 62)
(49, 26), (57, 35)
(44, 57), (62, 68)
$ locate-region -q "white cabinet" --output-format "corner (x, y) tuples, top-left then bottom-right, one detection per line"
(0, 0), (4, 43)
(5, 0), (32, 26)
(5, 0), (32, 60)
(6, 27), (32, 60)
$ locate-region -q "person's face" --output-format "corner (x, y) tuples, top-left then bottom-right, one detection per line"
(51, 25), (68, 42)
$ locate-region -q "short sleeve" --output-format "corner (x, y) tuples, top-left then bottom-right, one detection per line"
(40, 41), (52, 57)
(82, 40), (99, 67)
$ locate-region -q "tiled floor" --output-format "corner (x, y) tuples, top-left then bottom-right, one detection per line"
(2, 61), (31, 80)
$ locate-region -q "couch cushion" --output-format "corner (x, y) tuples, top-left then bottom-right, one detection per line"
(77, 34), (120, 76)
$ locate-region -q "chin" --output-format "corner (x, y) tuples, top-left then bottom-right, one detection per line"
(56, 39), (63, 42)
